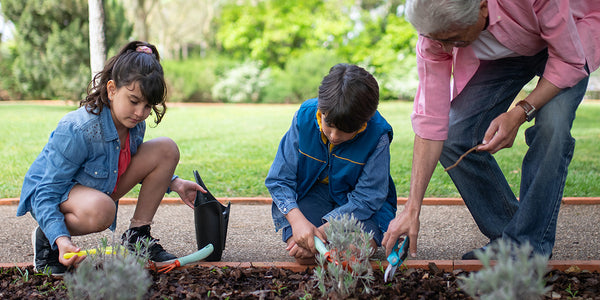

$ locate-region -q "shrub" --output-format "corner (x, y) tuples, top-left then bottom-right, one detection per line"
(211, 60), (271, 103)
(64, 237), (152, 300)
(162, 53), (237, 102)
(459, 239), (550, 300)
(313, 214), (375, 298)
(262, 49), (342, 103)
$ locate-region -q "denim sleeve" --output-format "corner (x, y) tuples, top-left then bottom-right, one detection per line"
(323, 134), (391, 222)
(32, 124), (89, 248)
(265, 112), (300, 217)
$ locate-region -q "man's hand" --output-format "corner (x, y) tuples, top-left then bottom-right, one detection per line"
(382, 208), (420, 258)
(477, 108), (525, 154)
(170, 178), (207, 208)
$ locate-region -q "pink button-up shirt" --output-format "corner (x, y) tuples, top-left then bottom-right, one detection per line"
(411, 0), (600, 141)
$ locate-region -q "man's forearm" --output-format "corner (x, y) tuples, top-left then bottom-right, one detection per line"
(406, 135), (444, 212)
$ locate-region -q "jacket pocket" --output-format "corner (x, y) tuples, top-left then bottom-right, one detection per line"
(84, 164), (109, 178)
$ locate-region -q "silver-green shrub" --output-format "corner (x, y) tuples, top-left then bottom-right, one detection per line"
(64, 237), (152, 300)
(313, 214), (375, 298)
(459, 239), (550, 300)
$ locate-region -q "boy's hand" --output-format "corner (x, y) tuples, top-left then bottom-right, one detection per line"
(56, 236), (85, 267)
(286, 240), (314, 259)
(286, 208), (327, 254)
(170, 178), (207, 208)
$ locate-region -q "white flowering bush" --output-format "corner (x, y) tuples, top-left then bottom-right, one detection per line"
(211, 60), (270, 103)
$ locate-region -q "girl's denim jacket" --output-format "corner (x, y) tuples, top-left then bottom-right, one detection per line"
(18, 106), (145, 249)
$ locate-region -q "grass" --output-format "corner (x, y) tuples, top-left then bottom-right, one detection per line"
(1, 101), (599, 199)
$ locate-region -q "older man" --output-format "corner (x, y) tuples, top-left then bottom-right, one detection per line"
(384, 0), (599, 259)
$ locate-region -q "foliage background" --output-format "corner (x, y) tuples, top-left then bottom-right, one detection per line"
(1, 0), (599, 102)
(2, 0), (416, 102)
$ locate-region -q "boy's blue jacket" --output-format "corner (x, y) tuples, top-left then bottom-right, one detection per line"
(266, 98), (397, 234)
(18, 106), (145, 249)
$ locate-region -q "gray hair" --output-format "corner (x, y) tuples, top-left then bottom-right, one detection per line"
(405, 0), (481, 34)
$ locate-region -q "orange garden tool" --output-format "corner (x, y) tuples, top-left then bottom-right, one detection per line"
(314, 236), (356, 272)
(157, 244), (214, 273)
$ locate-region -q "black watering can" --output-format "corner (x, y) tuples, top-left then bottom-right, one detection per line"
(193, 170), (231, 261)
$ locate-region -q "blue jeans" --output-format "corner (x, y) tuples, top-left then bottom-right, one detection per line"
(281, 183), (384, 246)
(439, 49), (589, 256)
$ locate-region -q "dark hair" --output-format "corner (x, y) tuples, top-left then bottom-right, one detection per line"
(81, 41), (167, 124)
(317, 63), (379, 133)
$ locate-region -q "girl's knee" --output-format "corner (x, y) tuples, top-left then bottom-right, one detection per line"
(148, 137), (180, 162)
(63, 195), (116, 234)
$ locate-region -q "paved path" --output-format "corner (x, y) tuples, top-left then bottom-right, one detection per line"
(1, 202), (599, 265)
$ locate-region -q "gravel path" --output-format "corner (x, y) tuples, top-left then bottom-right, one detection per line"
(1, 203), (599, 264)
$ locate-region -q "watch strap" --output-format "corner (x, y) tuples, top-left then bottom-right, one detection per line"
(516, 100), (536, 122)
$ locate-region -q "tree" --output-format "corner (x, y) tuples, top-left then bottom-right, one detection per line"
(217, 0), (354, 68)
(215, 0), (418, 100)
(1, 0), (132, 100)
(121, 0), (224, 60)
(88, 0), (106, 81)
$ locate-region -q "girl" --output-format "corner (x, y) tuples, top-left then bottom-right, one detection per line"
(18, 41), (205, 276)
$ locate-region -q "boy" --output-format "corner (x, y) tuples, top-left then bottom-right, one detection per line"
(265, 63), (397, 263)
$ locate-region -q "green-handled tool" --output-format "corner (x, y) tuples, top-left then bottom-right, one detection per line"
(157, 244), (214, 273)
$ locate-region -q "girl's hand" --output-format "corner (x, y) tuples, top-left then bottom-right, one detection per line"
(170, 178), (207, 208)
(56, 236), (85, 267)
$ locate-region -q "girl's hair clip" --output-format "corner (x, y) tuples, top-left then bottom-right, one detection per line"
(136, 45), (153, 54)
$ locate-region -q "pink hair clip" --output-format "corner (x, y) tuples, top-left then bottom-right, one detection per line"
(136, 45), (152, 54)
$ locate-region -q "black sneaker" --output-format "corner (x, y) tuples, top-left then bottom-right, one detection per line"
(31, 226), (67, 276)
(121, 225), (177, 262)
(462, 242), (553, 260)
(461, 245), (489, 260)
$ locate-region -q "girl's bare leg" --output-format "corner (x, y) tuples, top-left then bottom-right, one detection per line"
(60, 185), (116, 236)
(111, 137), (179, 228)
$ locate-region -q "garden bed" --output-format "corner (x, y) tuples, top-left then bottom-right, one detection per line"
(1, 263), (599, 299)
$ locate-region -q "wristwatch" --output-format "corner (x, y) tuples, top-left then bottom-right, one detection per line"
(516, 100), (536, 122)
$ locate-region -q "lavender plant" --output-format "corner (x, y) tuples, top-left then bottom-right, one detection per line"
(459, 239), (550, 300)
(64, 236), (153, 300)
(313, 214), (375, 298)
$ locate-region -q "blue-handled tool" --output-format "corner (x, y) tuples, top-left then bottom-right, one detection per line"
(384, 236), (410, 282)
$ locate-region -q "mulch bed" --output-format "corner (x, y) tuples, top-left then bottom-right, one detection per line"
(1, 264), (599, 299)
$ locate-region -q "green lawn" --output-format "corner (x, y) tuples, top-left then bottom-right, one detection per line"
(1, 101), (599, 198)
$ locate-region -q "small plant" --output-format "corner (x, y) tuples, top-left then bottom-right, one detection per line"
(313, 214), (375, 298)
(64, 236), (153, 300)
(565, 283), (579, 298)
(12, 266), (30, 284)
(459, 239), (550, 300)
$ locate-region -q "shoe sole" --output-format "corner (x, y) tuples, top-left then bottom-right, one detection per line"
(31, 226), (39, 272)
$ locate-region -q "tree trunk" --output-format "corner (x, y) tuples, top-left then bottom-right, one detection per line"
(88, 0), (106, 82)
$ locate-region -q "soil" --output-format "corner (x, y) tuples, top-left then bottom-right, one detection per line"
(1, 264), (599, 299)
